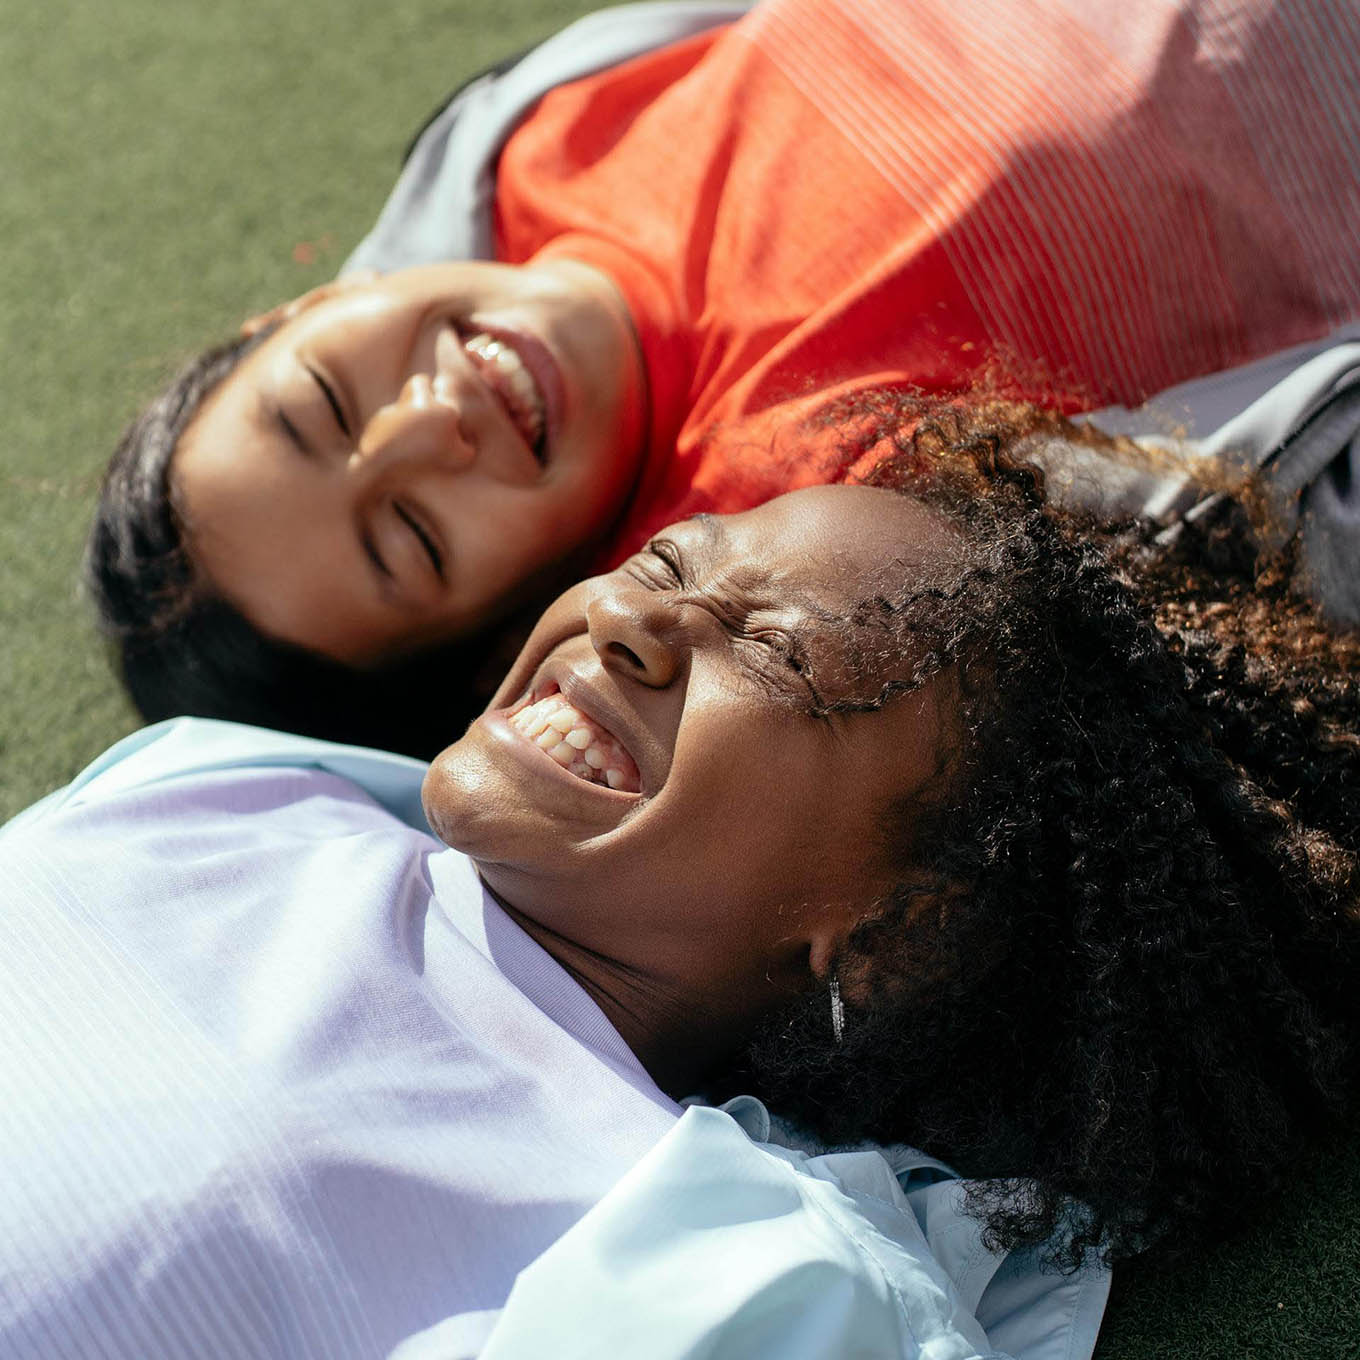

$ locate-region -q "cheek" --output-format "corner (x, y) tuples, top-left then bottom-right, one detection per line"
(494, 490), (597, 569)
(542, 459), (631, 546)
(443, 509), (561, 626)
(648, 755), (831, 898)
(521, 496), (593, 559)
(697, 741), (896, 910)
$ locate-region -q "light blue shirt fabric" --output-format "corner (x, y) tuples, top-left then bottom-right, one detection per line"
(448, 1097), (1109, 1360)
(0, 720), (1108, 1358)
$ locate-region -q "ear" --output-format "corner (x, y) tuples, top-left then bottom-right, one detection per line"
(807, 930), (842, 984)
(804, 872), (966, 991)
(240, 268), (380, 337)
(805, 894), (882, 985)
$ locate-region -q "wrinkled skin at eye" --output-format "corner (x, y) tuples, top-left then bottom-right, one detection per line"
(424, 484), (966, 1090)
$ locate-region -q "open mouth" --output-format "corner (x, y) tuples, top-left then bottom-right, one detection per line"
(460, 330), (547, 462)
(508, 689), (641, 793)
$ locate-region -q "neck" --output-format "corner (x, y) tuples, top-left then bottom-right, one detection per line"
(496, 898), (742, 1097)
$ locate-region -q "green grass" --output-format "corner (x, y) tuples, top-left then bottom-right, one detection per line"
(0, 0), (599, 821)
(1, 2), (1354, 1354)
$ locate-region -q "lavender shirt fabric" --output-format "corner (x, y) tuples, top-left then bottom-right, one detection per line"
(0, 720), (1109, 1358)
(0, 722), (680, 1358)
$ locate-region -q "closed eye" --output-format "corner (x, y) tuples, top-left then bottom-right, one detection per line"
(623, 538), (686, 589)
(395, 502), (445, 579)
(645, 538), (805, 669)
(307, 365), (351, 438)
(748, 626), (808, 674)
(634, 537), (821, 708)
(645, 538), (685, 584)
(362, 533), (391, 580)
(736, 625), (826, 717)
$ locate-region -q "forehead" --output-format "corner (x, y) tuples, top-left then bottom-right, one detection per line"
(174, 338), (292, 565)
(714, 485), (957, 594)
(181, 343), (272, 461)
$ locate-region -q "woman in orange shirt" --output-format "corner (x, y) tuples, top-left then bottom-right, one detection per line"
(88, 0), (1360, 753)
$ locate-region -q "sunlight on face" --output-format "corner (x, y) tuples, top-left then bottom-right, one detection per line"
(175, 259), (647, 662)
(424, 485), (964, 1019)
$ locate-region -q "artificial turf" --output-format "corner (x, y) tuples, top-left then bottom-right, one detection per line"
(1, 0), (1354, 1353)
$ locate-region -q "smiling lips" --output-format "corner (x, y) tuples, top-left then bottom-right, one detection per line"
(509, 691), (641, 793)
(460, 331), (547, 459)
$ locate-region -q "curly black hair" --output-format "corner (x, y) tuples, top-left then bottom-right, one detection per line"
(733, 389), (1359, 1270)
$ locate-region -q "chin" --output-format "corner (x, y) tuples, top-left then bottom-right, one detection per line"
(420, 726), (561, 870)
(420, 738), (497, 852)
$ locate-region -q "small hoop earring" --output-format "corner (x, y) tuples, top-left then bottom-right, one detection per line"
(829, 976), (845, 1043)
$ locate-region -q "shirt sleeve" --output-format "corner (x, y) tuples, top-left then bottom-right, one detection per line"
(2, 717), (433, 839)
(393, 1105), (1011, 1360)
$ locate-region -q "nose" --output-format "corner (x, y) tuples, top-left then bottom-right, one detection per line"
(353, 372), (475, 473)
(585, 583), (689, 689)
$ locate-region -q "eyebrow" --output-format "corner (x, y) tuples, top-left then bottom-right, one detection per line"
(688, 512), (731, 554)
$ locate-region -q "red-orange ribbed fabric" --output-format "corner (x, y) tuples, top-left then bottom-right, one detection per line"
(494, 0), (1360, 560)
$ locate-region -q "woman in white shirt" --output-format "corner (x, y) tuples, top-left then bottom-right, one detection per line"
(5, 400), (1357, 1356)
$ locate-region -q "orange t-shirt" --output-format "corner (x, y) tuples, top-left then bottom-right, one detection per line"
(493, 0), (1360, 560)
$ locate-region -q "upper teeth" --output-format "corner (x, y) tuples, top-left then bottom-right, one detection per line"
(463, 332), (546, 454)
(509, 694), (639, 793)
